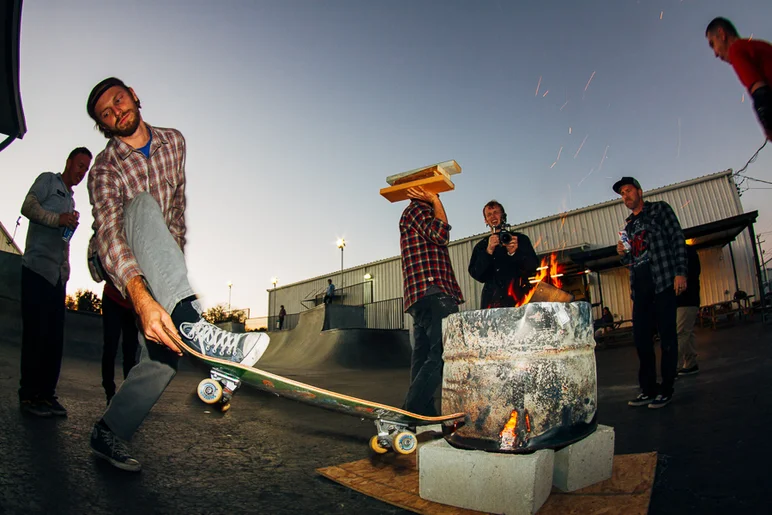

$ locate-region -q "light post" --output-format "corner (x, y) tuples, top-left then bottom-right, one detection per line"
(227, 281), (233, 313)
(271, 277), (278, 327)
(336, 238), (346, 289)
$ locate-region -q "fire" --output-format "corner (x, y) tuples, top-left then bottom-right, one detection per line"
(508, 253), (564, 307)
(499, 410), (518, 448)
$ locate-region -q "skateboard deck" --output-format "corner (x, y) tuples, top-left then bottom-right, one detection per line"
(163, 327), (465, 454)
(380, 160), (462, 203)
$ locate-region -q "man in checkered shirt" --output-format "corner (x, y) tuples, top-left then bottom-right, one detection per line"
(399, 187), (463, 416)
(84, 77), (269, 472)
(614, 177), (688, 410)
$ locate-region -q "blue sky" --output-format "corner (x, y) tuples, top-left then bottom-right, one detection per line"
(2, 0), (772, 318)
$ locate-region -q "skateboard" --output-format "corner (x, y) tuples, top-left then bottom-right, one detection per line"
(163, 327), (466, 455)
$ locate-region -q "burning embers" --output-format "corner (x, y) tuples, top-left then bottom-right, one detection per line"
(499, 409), (533, 451)
(507, 253), (570, 307)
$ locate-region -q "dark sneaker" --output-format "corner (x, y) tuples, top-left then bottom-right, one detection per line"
(179, 319), (270, 366)
(628, 393), (654, 407)
(90, 422), (142, 472)
(648, 394), (672, 409)
(678, 365), (700, 376)
(44, 397), (68, 417)
(20, 399), (52, 417)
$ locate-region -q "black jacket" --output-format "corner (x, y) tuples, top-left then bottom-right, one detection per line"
(468, 232), (539, 308)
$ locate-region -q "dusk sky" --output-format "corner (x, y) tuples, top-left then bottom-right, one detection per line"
(2, 0), (771, 319)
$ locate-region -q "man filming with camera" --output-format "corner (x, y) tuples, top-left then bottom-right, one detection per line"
(469, 200), (539, 308)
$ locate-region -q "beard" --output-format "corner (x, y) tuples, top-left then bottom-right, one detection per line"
(111, 108), (142, 137)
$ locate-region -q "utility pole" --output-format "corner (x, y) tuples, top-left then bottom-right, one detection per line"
(757, 235), (769, 288)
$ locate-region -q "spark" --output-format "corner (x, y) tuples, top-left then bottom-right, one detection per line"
(533, 236), (543, 249)
(542, 90), (549, 97)
(598, 145), (609, 171)
(677, 117), (681, 159)
(583, 71), (596, 98)
(550, 161), (557, 169)
(569, 127), (572, 135)
(682, 199), (692, 209)
(556, 146), (563, 161)
(577, 167), (595, 187)
(560, 100), (569, 111)
(742, 93), (745, 103)
(659, 11), (663, 20)
(749, 33), (754, 41)
(535, 76), (542, 97)
(560, 216), (567, 229)
(574, 134), (589, 158)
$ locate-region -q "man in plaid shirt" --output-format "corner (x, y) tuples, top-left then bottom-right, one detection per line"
(84, 77), (269, 472)
(614, 177), (687, 409)
(400, 187), (463, 416)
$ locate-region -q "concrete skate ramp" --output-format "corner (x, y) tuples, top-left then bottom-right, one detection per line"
(259, 305), (411, 372)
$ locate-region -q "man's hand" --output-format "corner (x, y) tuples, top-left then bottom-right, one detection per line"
(674, 275), (688, 295)
(406, 187), (438, 204)
(486, 232), (500, 255)
(58, 211), (79, 229)
(126, 276), (183, 355)
(505, 236), (518, 255)
(616, 241), (627, 256)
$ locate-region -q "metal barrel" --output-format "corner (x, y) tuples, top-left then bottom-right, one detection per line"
(442, 301), (597, 453)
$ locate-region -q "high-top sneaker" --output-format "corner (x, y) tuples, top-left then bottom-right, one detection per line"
(90, 422), (141, 472)
(179, 319), (269, 367)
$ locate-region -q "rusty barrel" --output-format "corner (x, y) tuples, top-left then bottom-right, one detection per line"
(442, 301), (597, 453)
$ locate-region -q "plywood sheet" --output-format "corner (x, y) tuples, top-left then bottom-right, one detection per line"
(318, 451), (657, 515)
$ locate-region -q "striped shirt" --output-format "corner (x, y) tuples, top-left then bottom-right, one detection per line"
(399, 200), (464, 312)
(87, 124), (186, 295)
(621, 201), (687, 298)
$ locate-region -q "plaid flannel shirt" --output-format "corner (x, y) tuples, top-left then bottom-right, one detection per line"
(399, 200), (464, 312)
(87, 124), (186, 296)
(621, 200), (687, 298)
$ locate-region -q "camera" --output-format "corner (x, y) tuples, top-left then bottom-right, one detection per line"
(494, 224), (515, 246)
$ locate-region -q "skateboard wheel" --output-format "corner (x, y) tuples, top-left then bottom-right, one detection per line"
(393, 431), (417, 455)
(197, 378), (223, 404)
(369, 435), (389, 454)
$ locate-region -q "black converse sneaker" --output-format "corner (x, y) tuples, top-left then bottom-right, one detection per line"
(90, 422), (141, 472)
(20, 398), (52, 417)
(648, 394), (672, 409)
(179, 319), (269, 366)
(44, 397), (68, 417)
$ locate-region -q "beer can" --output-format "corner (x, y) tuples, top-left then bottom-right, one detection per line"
(618, 230), (631, 252)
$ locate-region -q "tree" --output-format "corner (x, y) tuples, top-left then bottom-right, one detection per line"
(65, 294), (77, 311)
(75, 289), (102, 313)
(201, 304), (246, 324)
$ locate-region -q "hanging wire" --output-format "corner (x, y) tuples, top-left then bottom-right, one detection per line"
(732, 140), (768, 177)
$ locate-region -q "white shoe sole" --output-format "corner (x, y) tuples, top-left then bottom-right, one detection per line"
(91, 448), (142, 472)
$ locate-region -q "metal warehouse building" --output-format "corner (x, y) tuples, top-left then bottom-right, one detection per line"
(267, 170), (763, 330)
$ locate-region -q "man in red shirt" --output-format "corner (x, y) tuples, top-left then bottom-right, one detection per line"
(706, 17), (772, 140)
(399, 187), (464, 416)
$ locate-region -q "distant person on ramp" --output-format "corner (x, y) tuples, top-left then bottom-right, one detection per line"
(324, 278), (335, 304)
(84, 77), (269, 472)
(706, 17), (772, 140)
(399, 187), (464, 417)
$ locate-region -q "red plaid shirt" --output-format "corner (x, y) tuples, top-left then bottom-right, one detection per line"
(399, 200), (464, 312)
(87, 124), (186, 295)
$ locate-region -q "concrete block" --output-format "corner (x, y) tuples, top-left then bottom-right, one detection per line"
(419, 438), (554, 514)
(552, 424), (615, 492)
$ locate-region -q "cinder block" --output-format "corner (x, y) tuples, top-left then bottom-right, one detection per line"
(552, 424), (615, 492)
(419, 438), (554, 514)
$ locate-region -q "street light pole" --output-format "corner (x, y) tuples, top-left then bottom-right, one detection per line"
(271, 277), (278, 328)
(336, 238), (346, 289)
(227, 281), (233, 313)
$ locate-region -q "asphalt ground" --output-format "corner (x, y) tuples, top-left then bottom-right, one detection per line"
(0, 318), (770, 514)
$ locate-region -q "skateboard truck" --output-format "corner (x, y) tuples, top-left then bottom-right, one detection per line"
(196, 368), (241, 412)
(370, 419), (417, 455)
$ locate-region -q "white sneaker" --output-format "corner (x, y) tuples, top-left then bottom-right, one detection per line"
(179, 319), (269, 366)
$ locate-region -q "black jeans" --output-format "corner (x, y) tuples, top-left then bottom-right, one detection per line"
(403, 292), (459, 416)
(633, 285), (678, 397)
(101, 294), (140, 400)
(19, 266), (65, 401)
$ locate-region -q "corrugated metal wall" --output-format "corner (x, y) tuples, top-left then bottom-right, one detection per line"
(269, 171), (758, 321)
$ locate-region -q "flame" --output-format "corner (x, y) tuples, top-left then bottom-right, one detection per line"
(499, 410), (518, 448)
(508, 253), (564, 307)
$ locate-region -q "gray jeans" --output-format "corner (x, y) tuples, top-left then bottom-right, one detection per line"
(102, 193), (196, 441)
(676, 306), (699, 369)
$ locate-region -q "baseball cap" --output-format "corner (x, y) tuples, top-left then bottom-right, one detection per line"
(612, 177), (642, 194)
(87, 77), (129, 121)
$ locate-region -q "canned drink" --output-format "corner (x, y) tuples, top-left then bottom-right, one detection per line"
(618, 230), (631, 252)
(62, 226), (75, 243)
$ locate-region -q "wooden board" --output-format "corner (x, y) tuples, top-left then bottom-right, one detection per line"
(380, 174), (456, 203)
(317, 451), (657, 515)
